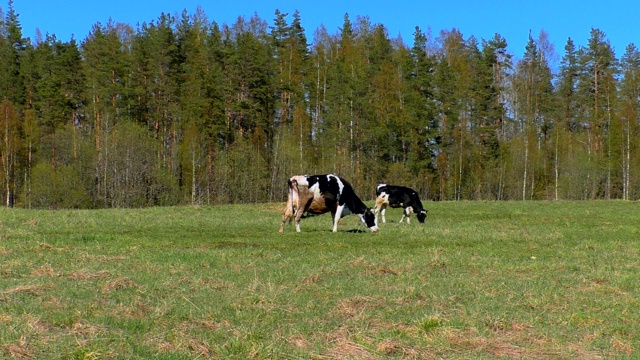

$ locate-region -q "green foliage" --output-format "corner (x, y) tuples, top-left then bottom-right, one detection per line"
(0, 8), (640, 208)
(29, 161), (91, 208)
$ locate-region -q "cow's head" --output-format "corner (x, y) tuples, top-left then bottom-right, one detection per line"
(417, 209), (428, 223)
(361, 208), (379, 232)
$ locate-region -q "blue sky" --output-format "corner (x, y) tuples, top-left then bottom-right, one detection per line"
(9, 0), (639, 63)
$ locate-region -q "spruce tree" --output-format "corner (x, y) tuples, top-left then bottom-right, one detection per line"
(406, 26), (438, 194)
(0, 0), (25, 105)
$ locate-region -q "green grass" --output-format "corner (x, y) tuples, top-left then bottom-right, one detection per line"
(1, 200), (639, 359)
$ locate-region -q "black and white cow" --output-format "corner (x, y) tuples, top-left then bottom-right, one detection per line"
(279, 174), (378, 233)
(374, 184), (428, 224)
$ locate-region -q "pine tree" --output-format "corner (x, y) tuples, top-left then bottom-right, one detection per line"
(578, 28), (618, 198)
(557, 38), (580, 131)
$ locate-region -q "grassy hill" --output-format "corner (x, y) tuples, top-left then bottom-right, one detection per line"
(1, 201), (639, 359)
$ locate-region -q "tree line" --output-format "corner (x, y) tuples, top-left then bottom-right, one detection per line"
(1, 3), (639, 208)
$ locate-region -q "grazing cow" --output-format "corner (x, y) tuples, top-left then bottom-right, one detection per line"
(374, 184), (428, 224)
(279, 174), (379, 233)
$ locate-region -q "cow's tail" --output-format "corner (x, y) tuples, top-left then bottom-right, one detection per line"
(288, 178), (298, 216)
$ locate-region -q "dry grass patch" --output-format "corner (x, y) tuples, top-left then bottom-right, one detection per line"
(287, 334), (312, 350)
(326, 338), (376, 360)
(445, 327), (539, 358)
(611, 336), (634, 356)
(301, 273), (322, 285)
(36, 242), (54, 250)
(195, 319), (232, 331)
(101, 277), (138, 293)
(442, 326), (606, 359)
(109, 300), (153, 319)
(186, 339), (213, 358)
(70, 321), (108, 348)
(83, 254), (128, 262)
(67, 270), (110, 280)
(2, 284), (50, 296)
(375, 338), (423, 358)
(41, 295), (63, 309)
(2, 341), (32, 360)
(30, 263), (58, 277)
(146, 323), (216, 358)
(197, 277), (233, 290)
(322, 320), (426, 359)
(335, 296), (383, 319)
(349, 256), (401, 276)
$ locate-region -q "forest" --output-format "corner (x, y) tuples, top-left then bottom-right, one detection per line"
(1, 2), (639, 209)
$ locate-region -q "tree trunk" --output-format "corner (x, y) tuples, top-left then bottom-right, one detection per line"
(554, 128), (559, 201)
(522, 136), (528, 201)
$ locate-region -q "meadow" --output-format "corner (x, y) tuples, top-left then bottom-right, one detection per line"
(1, 200), (639, 359)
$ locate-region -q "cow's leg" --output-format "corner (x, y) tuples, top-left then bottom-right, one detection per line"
(295, 195), (315, 232)
(375, 201), (387, 223)
(374, 196), (388, 224)
(332, 205), (345, 232)
(399, 208), (407, 223)
(279, 202), (293, 233)
(280, 180), (300, 233)
(294, 208), (305, 232)
(278, 214), (287, 233)
(400, 206), (413, 224)
(373, 198), (382, 223)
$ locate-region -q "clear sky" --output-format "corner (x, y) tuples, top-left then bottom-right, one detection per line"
(9, 0), (639, 63)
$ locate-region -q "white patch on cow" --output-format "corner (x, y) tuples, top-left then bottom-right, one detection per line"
(333, 204), (346, 232)
(330, 174), (345, 195)
(291, 175), (309, 187)
(309, 182), (322, 200)
(377, 183), (387, 192)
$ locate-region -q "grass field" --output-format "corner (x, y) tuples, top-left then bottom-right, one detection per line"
(1, 200), (639, 359)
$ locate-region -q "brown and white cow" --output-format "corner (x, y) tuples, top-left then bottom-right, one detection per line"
(279, 174), (379, 233)
(374, 184), (428, 224)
